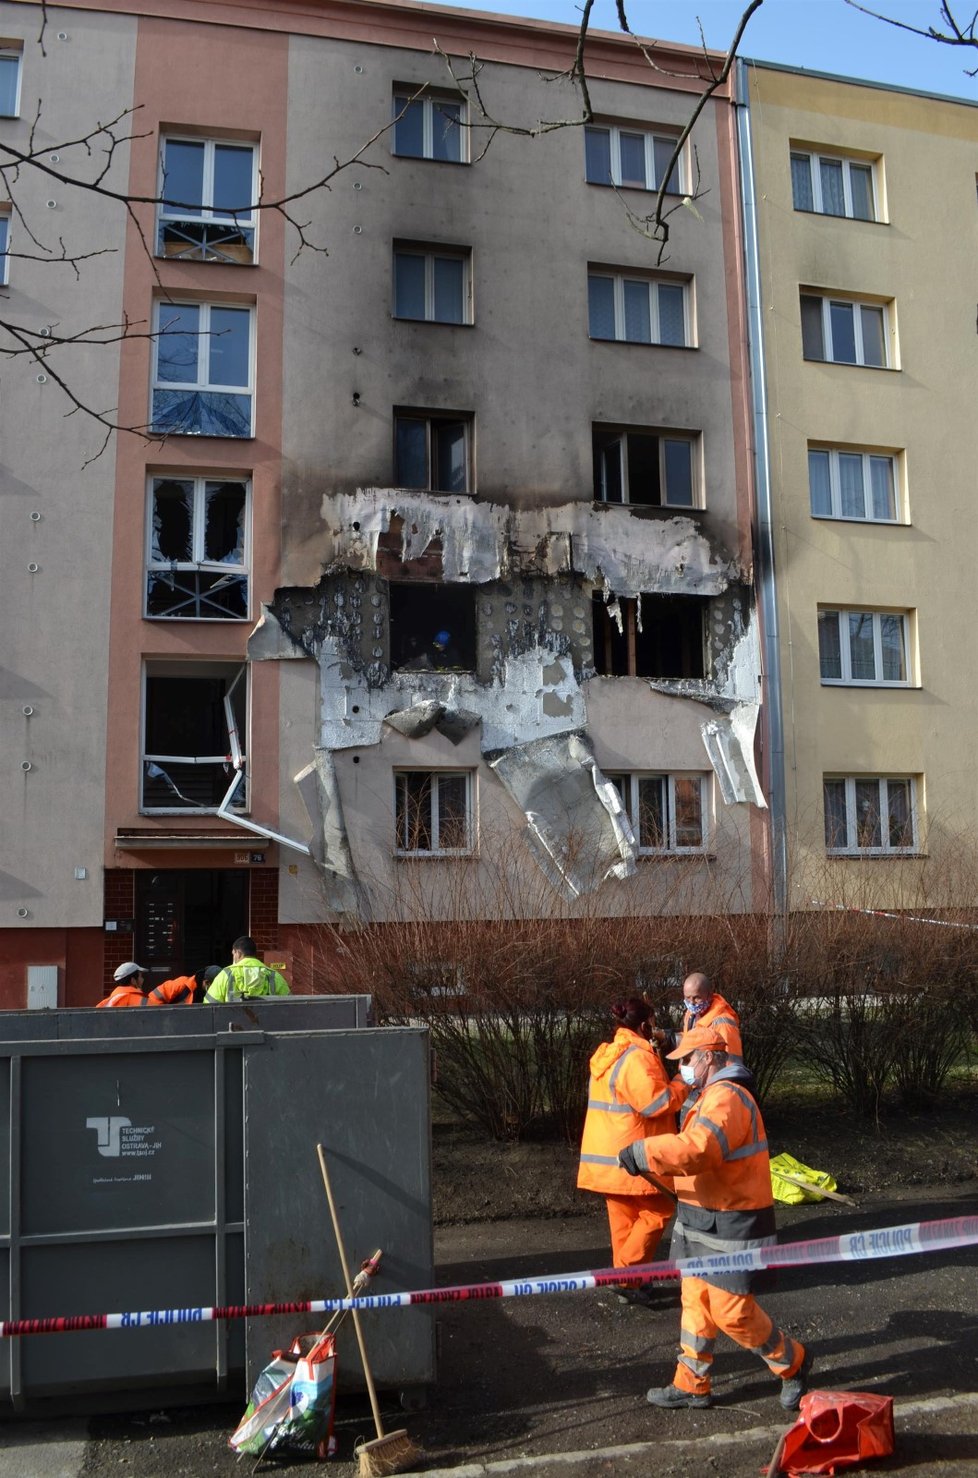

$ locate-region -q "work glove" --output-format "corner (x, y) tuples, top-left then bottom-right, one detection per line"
(618, 1141), (645, 1178)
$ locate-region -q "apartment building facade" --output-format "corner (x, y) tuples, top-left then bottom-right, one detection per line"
(741, 61), (978, 914)
(0, 0), (766, 1005)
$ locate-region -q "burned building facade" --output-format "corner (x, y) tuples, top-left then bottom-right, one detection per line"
(0, 0), (768, 1002)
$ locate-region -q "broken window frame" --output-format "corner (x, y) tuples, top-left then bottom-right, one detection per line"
(392, 89), (466, 163)
(0, 48), (22, 119)
(823, 775), (918, 855)
(584, 123), (685, 193)
(587, 269), (690, 347)
(817, 608), (911, 687)
(157, 135), (258, 264)
(394, 769), (475, 856)
(592, 425), (698, 508)
(808, 445), (899, 522)
(790, 148), (878, 221)
(393, 409), (473, 494)
(140, 662), (248, 815)
(151, 300), (255, 438)
(145, 473), (250, 621)
(393, 244), (472, 324)
(592, 593), (707, 680)
(604, 771), (709, 854)
(0, 210), (9, 287)
(800, 292), (889, 368)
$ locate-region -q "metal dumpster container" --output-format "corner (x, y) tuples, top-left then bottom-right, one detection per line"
(0, 1008), (433, 1415)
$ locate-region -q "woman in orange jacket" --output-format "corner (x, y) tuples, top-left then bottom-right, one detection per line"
(577, 997), (686, 1303)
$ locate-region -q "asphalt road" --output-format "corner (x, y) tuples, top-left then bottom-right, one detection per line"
(4, 1184), (977, 1476)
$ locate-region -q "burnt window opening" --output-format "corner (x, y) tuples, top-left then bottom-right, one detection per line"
(390, 583), (476, 671)
(592, 426), (696, 508)
(592, 594), (707, 678)
(395, 771), (473, 854)
(394, 410), (472, 493)
(147, 476), (248, 619)
(142, 665), (246, 812)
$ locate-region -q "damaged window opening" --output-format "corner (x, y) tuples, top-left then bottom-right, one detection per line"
(605, 772), (708, 853)
(142, 664), (246, 813)
(393, 90), (466, 163)
(592, 594), (707, 679)
(588, 269), (689, 346)
(395, 770), (474, 855)
(146, 475), (249, 620)
(152, 301), (254, 438)
(389, 582), (476, 671)
(823, 775), (918, 855)
(394, 410), (471, 493)
(393, 244), (471, 324)
(593, 426), (696, 507)
(157, 136), (258, 263)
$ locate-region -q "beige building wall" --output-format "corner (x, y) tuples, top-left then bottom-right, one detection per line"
(746, 63), (978, 909)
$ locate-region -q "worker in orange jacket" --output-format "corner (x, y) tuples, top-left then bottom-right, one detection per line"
(577, 997), (687, 1305)
(654, 971), (744, 1062)
(618, 1024), (812, 1410)
(96, 961), (195, 1007)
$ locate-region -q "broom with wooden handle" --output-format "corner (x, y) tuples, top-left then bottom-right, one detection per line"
(316, 1144), (421, 1478)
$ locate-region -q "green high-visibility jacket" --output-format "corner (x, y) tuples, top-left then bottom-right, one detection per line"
(204, 957), (290, 1003)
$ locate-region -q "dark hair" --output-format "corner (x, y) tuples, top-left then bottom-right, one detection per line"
(611, 996), (652, 1031)
(232, 935), (257, 955)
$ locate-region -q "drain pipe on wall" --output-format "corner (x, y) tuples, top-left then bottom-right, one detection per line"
(735, 58), (788, 920)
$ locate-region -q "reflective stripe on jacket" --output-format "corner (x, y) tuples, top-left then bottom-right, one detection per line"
(577, 1027), (686, 1198)
(634, 1066), (775, 1292)
(204, 957), (290, 1002)
(96, 985), (148, 1008)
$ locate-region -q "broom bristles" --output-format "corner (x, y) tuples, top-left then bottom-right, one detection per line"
(356, 1427), (421, 1478)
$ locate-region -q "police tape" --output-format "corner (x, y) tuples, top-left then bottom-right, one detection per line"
(2, 1214), (976, 1339)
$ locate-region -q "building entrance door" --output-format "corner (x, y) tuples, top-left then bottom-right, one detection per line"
(135, 869), (248, 987)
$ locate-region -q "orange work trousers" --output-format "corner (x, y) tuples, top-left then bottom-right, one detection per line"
(605, 1192), (673, 1268)
(672, 1274), (806, 1396)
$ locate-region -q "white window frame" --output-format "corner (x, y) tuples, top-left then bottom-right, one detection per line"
(393, 246), (471, 324)
(392, 90), (467, 163)
(593, 426), (698, 508)
(790, 148), (878, 220)
(801, 292), (890, 368)
(818, 608), (912, 687)
(157, 136), (259, 263)
(0, 48), (23, 119)
(584, 123), (685, 193)
(604, 771), (708, 855)
(151, 300), (255, 438)
(808, 445), (900, 523)
(394, 409), (472, 494)
(394, 770), (475, 856)
(141, 661), (248, 816)
(145, 474), (251, 621)
(0, 211), (9, 287)
(588, 270), (690, 347)
(823, 775), (919, 856)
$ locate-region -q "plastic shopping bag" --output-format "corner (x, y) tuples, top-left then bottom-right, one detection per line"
(775, 1389), (895, 1475)
(770, 1152), (838, 1206)
(229, 1346), (299, 1456)
(267, 1331), (339, 1459)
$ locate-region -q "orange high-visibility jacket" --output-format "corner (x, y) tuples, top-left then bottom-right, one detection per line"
(577, 1027), (686, 1198)
(632, 1065), (775, 1291)
(148, 975), (195, 1005)
(682, 993), (744, 1062)
(96, 985), (148, 1007)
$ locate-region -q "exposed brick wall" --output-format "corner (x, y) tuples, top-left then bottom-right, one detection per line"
(249, 868), (279, 955)
(102, 870), (136, 990)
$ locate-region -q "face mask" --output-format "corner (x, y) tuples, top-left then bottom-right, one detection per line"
(679, 1061), (698, 1086)
(686, 997), (711, 1017)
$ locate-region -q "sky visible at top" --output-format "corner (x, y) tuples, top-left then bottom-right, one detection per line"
(420, 0), (978, 102)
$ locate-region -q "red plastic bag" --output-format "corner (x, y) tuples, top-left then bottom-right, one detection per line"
(775, 1390), (895, 1475)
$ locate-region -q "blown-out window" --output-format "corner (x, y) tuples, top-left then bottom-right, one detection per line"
(395, 770), (474, 854)
(142, 664), (246, 813)
(593, 426), (697, 507)
(146, 475), (249, 619)
(157, 137), (258, 262)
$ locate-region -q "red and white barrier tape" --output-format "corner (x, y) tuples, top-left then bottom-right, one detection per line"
(2, 1214), (975, 1339)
